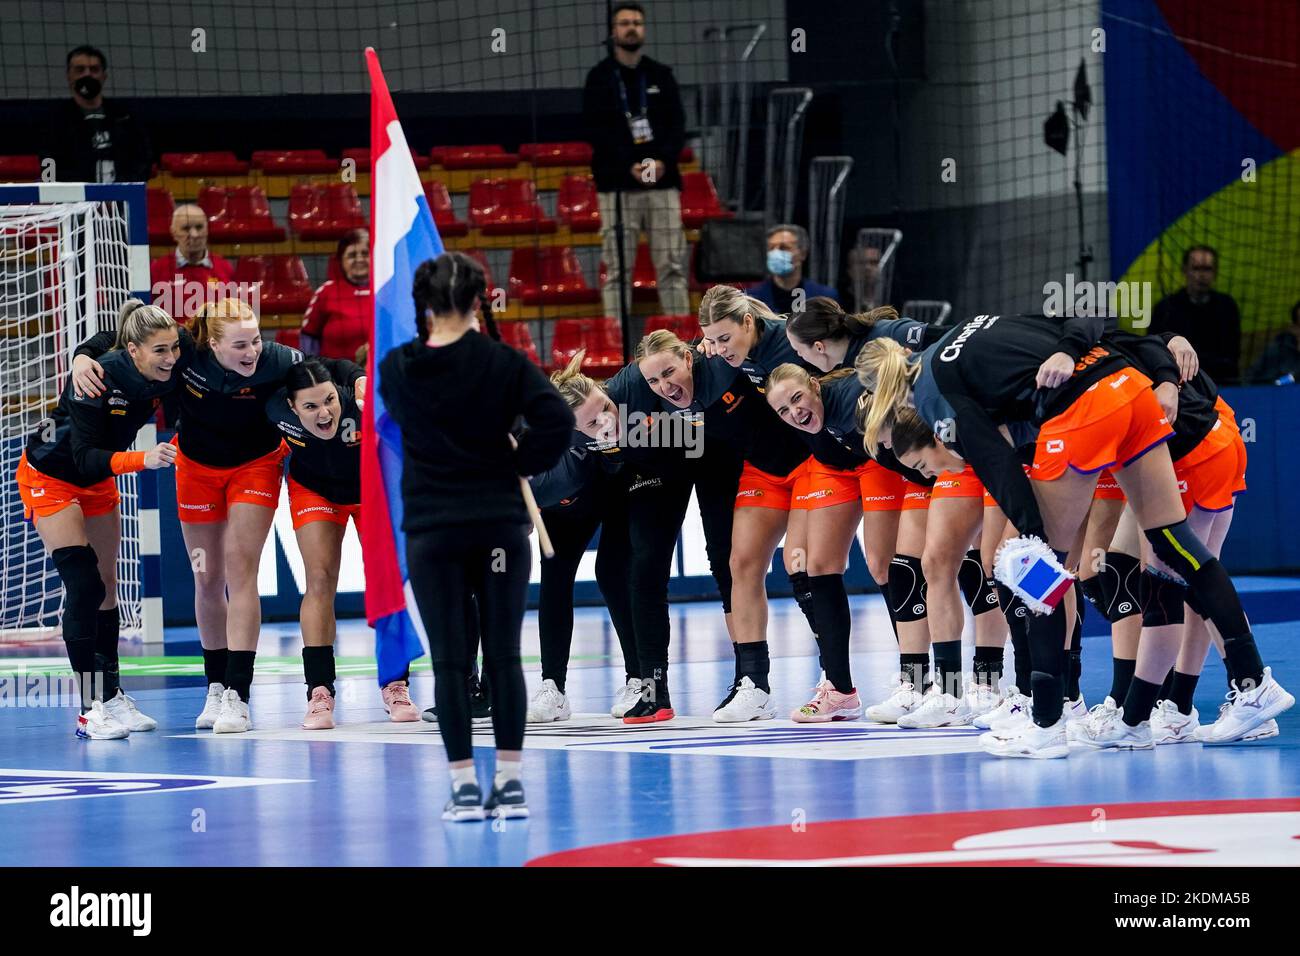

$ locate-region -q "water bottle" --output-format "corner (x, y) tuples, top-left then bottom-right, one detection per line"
(1276, 373), (1295, 386)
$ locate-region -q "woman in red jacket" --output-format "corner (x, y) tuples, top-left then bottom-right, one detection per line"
(301, 229), (371, 360)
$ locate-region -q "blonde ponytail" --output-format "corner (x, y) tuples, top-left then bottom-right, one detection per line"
(550, 350), (602, 410)
(114, 298), (176, 351)
(855, 338), (918, 457)
(192, 297), (257, 351)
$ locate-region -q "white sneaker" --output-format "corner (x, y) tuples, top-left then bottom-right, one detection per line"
(526, 679), (572, 723)
(980, 715), (1068, 759)
(610, 678), (643, 719)
(964, 682), (1002, 722)
(897, 687), (973, 728)
(76, 700), (129, 740)
(195, 682), (225, 730)
(1069, 696), (1119, 743)
(865, 680), (924, 723)
(103, 689), (157, 732)
(1198, 668), (1294, 744)
(712, 677), (776, 723)
(973, 686), (1028, 730)
(1073, 705), (1153, 750)
(1065, 693), (1088, 722)
(1149, 699), (1200, 744)
(212, 689), (252, 734)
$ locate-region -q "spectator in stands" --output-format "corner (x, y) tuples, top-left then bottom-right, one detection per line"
(302, 229), (371, 359)
(1150, 245), (1242, 384)
(583, 2), (690, 319)
(149, 205), (234, 314)
(1246, 300), (1300, 384)
(845, 243), (882, 309)
(46, 45), (152, 184)
(749, 224), (839, 315)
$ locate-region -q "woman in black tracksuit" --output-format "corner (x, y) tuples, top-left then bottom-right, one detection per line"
(380, 252), (573, 821)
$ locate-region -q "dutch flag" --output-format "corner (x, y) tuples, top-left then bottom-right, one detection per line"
(360, 48), (442, 686)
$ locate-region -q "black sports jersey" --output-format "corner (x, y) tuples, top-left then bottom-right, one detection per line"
(77, 329), (364, 469)
(530, 433), (621, 510)
(265, 383), (361, 505)
(25, 344), (189, 487)
(1107, 331), (1217, 462)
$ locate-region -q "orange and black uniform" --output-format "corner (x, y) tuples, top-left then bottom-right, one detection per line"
(265, 383), (362, 529)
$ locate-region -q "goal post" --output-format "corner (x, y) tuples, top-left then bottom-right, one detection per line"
(0, 182), (162, 644)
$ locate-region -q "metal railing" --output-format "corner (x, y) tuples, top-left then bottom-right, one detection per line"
(852, 227), (903, 311)
(807, 155), (853, 289)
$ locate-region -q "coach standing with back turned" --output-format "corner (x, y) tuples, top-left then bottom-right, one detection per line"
(583, 3), (691, 325)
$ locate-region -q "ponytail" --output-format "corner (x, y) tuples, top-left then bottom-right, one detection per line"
(114, 298), (176, 351)
(787, 296), (898, 347)
(698, 283), (780, 338)
(191, 297), (257, 351)
(412, 252), (487, 337)
(855, 338), (919, 457)
(550, 350), (603, 410)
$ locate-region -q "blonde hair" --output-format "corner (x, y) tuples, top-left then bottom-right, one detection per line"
(550, 350), (604, 410)
(633, 328), (693, 364)
(855, 338), (920, 457)
(697, 284), (781, 336)
(766, 362), (854, 396)
(114, 298), (177, 351)
(191, 297), (258, 350)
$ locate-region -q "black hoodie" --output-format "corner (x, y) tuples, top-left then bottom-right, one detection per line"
(379, 331), (574, 532)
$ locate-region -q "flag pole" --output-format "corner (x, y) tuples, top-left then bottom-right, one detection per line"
(519, 476), (554, 559)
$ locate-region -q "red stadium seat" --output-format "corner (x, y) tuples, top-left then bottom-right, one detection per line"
(519, 142), (593, 167)
(146, 188), (176, 244)
(556, 175), (601, 233)
(549, 317), (623, 376)
(498, 321), (542, 365)
(289, 183), (367, 240)
(508, 246), (599, 306)
(679, 171), (731, 229)
(433, 144), (520, 169)
(461, 249), (495, 291)
(469, 179), (556, 235)
(161, 151), (250, 176)
(275, 328), (301, 350)
(199, 186), (286, 242)
(643, 314), (702, 341)
(0, 155), (41, 181)
(422, 181), (468, 237)
(678, 146), (695, 165)
(234, 255), (314, 313)
(343, 147), (431, 172)
(252, 149), (338, 174)
(597, 243), (659, 302)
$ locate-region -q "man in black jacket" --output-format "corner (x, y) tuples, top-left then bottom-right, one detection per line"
(46, 46), (152, 184)
(582, 4), (690, 321)
(1149, 245), (1241, 385)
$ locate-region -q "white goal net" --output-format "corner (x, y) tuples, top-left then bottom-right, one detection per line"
(1, 194), (151, 643)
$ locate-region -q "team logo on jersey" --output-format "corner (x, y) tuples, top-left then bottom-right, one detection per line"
(527, 798), (1300, 867)
(1045, 439), (1065, 454)
(1177, 479), (1189, 493)
(107, 396), (129, 407)
(906, 325), (925, 346)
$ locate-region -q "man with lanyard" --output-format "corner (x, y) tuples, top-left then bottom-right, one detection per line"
(582, 3), (690, 324)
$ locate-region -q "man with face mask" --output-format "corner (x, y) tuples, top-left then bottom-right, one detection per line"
(749, 223), (840, 316)
(46, 46), (152, 184)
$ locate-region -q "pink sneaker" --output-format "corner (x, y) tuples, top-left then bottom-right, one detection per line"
(382, 680), (420, 722)
(302, 686), (336, 730)
(791, 679), (864, 723)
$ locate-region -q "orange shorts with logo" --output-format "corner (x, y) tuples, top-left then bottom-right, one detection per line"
(1173, 416), (1248, 514)
(175, 442), (286, 524)
(736, 458), (813, 511)
(1031, 369), (1174, 481)
(1093, 468), (1127, 501)
(793, 459), (915, 512)
(15, 452), (119, 526)
(288, 476), (360, 530)
(902, 481), (931, 510)
(931, 466), (996, 507)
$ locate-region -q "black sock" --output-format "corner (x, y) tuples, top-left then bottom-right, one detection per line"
(1221, 634), (1265, 690)
(1027, 603), (1067, 726)
(1170, 670), (1199, 716)
(732, 642), (742, 686)
(1222, 654), (1236, 691)
(1158, 667), (1175, 701)
(1066, 605), (1083, 701)
(809, 574), (853, 693)
(900, 652), (930, 691)
(1122, 676), (1161, 727)
(643, 665), (671, 707)
(65, 637), (98, 712)
(302, 645), (336, 699)
(1030, 670), (1064, 727)
(225, 650), (257, 702)
(203, 647), (229, 687)
(932, 639), (962, 697)
(94, 606), (121, 701)
(1109, 658), (1136, 705)
(973, 645), (1003, 688)
(736, 642), (770, 693)
(996, 582), (1031, 691)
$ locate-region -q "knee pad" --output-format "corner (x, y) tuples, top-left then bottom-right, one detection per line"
(1101, 550), (1142, 622)
(957, 549), (999, 615)
(1140, 568), (1187, 628)
(1145, 520), (1213, 580)
(1078, 575), (1108, 621)
(51, 545), (105, 632)
(888, 554), (928, 623)
(1183, 586), (1206, 620)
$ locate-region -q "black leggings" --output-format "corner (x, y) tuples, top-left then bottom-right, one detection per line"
(406, 522), (530, 764)
(538, 473), (638, 690)
(625, 447), (742, 679)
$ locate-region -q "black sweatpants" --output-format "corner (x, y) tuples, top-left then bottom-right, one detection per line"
(538, 470), (638, 689)
(406, 522), (531, 764)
